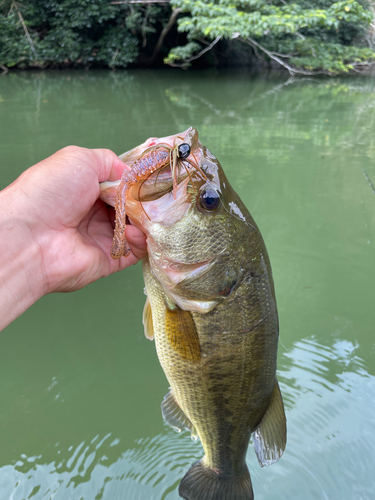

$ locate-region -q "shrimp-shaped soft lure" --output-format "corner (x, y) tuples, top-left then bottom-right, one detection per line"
(111, 141), (206, 259)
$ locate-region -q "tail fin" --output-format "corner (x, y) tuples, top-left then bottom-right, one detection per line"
(179, 459), (254, 500)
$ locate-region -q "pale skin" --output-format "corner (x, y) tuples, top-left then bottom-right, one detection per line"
(0, 146), (147, 332)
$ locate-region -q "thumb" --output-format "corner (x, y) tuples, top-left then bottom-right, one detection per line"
(87, 148), (131, 183)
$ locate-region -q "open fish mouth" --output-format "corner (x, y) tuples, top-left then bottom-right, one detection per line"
(110, 128), (207, 259)
(134, 176), (192, 227)
(129, 168), (189, 202)
(99, 160), (190, 207)
(99, 128), (207, 245)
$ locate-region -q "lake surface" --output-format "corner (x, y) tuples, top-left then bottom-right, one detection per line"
(0, 69), (374, 500)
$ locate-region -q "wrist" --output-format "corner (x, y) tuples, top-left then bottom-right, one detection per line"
(0, 185), (46, 331)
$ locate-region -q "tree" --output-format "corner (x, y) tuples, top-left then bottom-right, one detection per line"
(0, 0), (168, 70)
(164, 0), (375, 74)
(1, 0), (375, 73)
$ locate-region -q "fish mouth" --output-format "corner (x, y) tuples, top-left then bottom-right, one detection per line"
(99, 169), (189, 207)
(132, 176), (192, 227)
(100, 174), (192, 229)
(99, 127), (205, 222)
(99, 128), (206, 257)
(130, 168), (189, 202)
(117, 126), (203, 204)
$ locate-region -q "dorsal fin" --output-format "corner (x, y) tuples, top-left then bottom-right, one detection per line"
(252, 381), (287, 467)
(142, 297), (154, 341)
(165, 306), (201, 362)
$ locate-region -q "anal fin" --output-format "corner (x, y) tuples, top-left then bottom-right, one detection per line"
(162, 389), (197, 437)
(252, 381), (287, 467)
(165, 306), (201, 362)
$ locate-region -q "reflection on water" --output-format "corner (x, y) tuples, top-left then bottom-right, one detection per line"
(2, 431), (201, 500)
(0, 69), (374, 499)
(259, 339), (375, 500)
(1, 339), (374, 499)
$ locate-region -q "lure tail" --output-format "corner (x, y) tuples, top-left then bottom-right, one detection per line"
(179, 458), (254, 500)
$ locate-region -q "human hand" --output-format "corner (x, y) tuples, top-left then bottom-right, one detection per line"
(0, 146), (147, 329)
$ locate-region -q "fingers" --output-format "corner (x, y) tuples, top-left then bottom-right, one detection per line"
(107, 157), (131, 182)
(48, 146), (130, 183)
(113, 226), (147, 272)
(107, 206), (147, 258)
(88, 148), (131, 183)
(125, 225), (147, 261)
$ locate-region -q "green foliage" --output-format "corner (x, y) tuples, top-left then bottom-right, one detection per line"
(0, 0), (166, 69)
(165, 0), (375, 73)
(0, 11), (32, 67)
(165, 41), (202, 65)
(272, 36), (375, 72)
(1, 0), (374, 73)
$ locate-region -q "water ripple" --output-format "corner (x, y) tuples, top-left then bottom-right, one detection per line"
(1, 337), (375, 499)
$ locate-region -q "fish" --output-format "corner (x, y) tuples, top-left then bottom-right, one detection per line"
(99, 127), (287, 500)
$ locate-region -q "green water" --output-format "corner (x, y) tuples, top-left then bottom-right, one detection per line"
(0, 69), (374, 500)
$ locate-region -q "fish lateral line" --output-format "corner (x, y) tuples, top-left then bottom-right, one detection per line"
(214, 318), (266, 336)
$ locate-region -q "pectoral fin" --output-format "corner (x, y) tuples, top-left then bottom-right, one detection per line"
(252, 381), (287, 467)
(161, 389), (197, 436)
(142, 297), (154, 341)
(165, 306), (201, 362)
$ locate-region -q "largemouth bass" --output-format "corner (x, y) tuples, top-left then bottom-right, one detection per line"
(100, 128), (287, 500)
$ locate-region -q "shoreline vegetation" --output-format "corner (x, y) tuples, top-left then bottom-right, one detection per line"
(1, 0), (375, 76)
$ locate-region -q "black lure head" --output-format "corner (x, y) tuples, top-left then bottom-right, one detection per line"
(178, 143), (191, 159)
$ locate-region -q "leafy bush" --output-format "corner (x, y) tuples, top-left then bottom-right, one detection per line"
(165, 0), (375, 74)
(1, 0), (374, 73)
(0, 9), (32, 67)
(0, 0), (153, 69)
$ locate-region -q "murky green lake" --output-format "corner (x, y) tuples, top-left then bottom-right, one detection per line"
(0, 69), (374, 500)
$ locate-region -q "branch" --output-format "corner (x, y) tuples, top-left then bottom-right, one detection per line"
(167, 35), (222, 68)
(250, 40), (263, 60)
(242, 37), (331, 76)
(351, 60), (375, 73)
(109, 48), (120, 69)
(13, 2), (37, 59)
(149, 8), (182, 64)
(243, 35), (375, 75)
(141, 8), (149, 47)
(0, 64), (9, 74)
(269, 51), (294, 58)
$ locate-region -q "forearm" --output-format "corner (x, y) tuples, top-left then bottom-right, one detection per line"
(0, 187), (45, 331)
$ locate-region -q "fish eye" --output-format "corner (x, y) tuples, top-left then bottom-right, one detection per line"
(199, 189), (220, 211)
(178, 143), (190, 159)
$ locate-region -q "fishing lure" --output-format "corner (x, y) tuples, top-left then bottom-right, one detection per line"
(111, 141), (206, 259)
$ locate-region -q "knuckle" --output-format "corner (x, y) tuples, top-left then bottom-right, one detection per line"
(60, 145), (83, 157)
